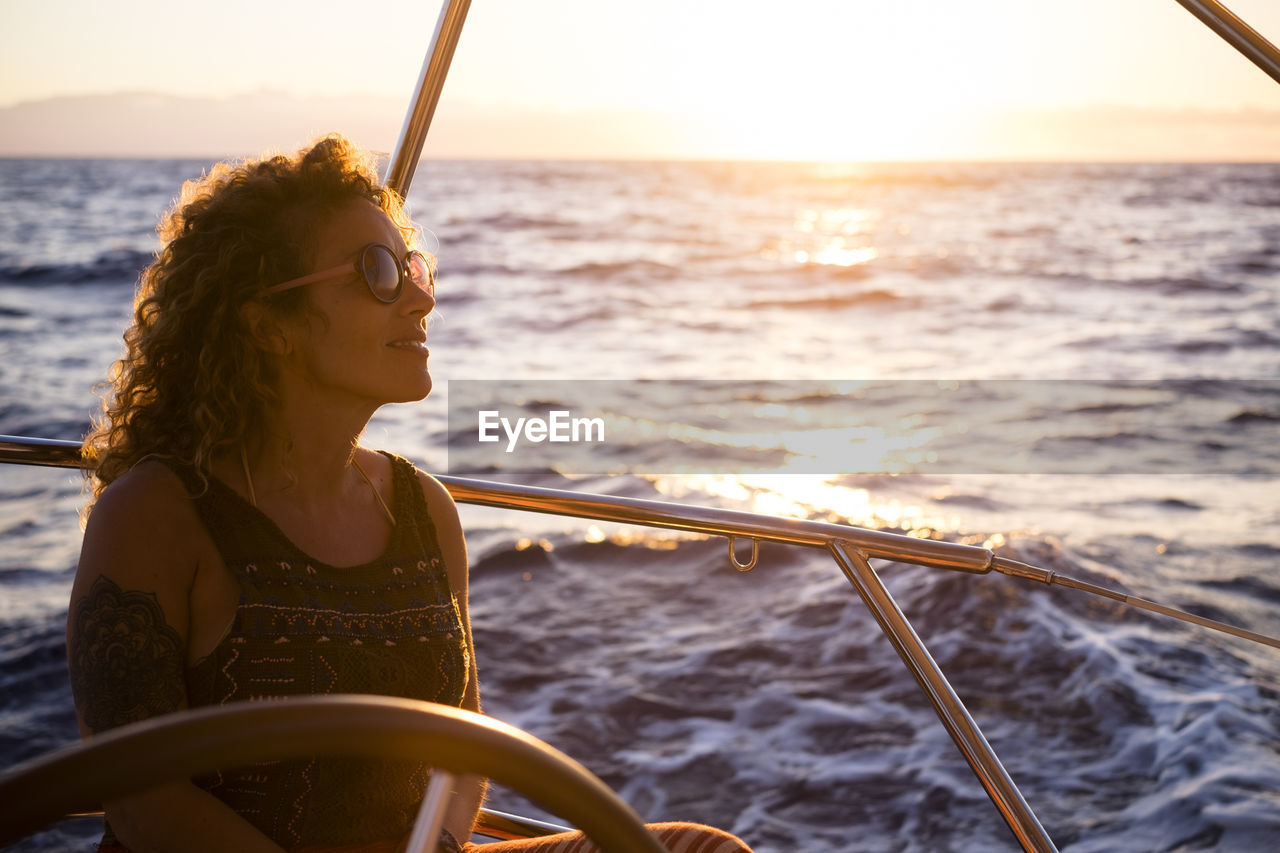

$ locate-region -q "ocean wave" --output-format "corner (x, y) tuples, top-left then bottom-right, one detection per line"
(1225, 254), (1280, 275)
(1235, 542), (1280, 559)
(1236, 327), (1280, 349)
(1202, 574), (1280, 606)
(470, 530), (1280, 850)
(745, 288), (902, 310)
(0, 247), (152, 286)
(1175, 338), (1235, 354)
(1124, 192), (1212, 208)
(984, 295), (1022, 312)
(931, 492), (1006, 511)
(987, 225), (1057, 240)
(0, 616), (79, 765)
(1032, 430), (1169, 446)
(1227, 409), (1280, 425)
(1065, 401), (1162, 416)
(425, 252), (532, 279)
(1144, 276), (1246, 296)
(557, 259), (680, 281)
(0, 406), (89, 442)
(461, 212), (579, 232)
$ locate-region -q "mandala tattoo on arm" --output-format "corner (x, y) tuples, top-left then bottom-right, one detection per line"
(69, 575), (186, 733)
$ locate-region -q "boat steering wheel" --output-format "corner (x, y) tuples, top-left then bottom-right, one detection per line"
(0, 695), (666, 853)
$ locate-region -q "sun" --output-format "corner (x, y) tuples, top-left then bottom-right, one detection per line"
(637, 1), (1037, 161)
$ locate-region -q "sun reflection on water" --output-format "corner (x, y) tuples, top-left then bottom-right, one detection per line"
(763, 205), (881, 271)
(653, 473), (963, 539)
(794, 244), (878, 267)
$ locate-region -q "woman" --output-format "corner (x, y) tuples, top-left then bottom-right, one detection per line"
(68, 135), (750, 853)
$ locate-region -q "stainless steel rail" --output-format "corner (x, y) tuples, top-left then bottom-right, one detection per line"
(0, 434), (82, 467)
(8, 432), (1280, 846)
(1173, 0), (1280, 84)
(447, 476), (1057, 847)
(0, 438), (998, 574)
(440, 473), (995, 573)
(18, 433), (1269, 648)
(475, 808), (570, 841)
(830, 543), (1054, 852)
(384, 0), (473, 197)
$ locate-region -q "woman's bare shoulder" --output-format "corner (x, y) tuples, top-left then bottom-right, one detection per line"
(95, 459), (191, 506)
(358, 447), (459, 521)
(77, 460), (206, 596)
(406, 463), (468, 588)
(413, 467), (459, 517)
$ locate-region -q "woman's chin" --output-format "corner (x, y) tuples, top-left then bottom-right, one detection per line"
(402, 373), (433, 403)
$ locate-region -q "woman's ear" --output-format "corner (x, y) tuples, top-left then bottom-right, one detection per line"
(241, 300), (293, 356)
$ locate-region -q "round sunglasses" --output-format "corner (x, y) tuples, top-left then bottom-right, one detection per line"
(264, 242), (435, 303)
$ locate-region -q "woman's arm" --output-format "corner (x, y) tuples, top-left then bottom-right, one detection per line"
(68, 464), (285, 853)
(417, 471), (488, 843)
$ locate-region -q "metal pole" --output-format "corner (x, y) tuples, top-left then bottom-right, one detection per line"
(828, 541), (1057, 853)
(0, 435), (82, 467)
(384, 0), (473, 198)
(404, 769), (456, 853)
(441, 473), (996, 572)
(1173, 0), (1280, 84)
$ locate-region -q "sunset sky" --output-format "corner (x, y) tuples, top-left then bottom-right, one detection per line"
(2, 0), (1279, 160)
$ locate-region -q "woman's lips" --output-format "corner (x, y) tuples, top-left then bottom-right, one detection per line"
(388, 337), (428, 355)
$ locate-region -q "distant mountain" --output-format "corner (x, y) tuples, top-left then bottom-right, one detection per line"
(0, 90), (709, 160)
(0, 91), (405, 158)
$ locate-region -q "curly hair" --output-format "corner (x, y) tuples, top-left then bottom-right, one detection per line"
(81, 134), (418, 517)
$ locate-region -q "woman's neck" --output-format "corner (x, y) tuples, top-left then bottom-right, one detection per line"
(228, 390), (378, 506)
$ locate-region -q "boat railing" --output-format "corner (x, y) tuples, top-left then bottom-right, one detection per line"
(3, 434), (1270, 853)
(6, 432), (1057, 850)
(1174, 0), (1280, 83)
(384, 0), (472, 196)
(6, 430), (1280, 851)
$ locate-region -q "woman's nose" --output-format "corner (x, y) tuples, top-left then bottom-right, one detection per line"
(402, 274), (436, 314)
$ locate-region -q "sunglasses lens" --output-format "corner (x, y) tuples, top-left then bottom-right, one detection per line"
(361, 245), (401, 302)
(407, 251), (435, 298)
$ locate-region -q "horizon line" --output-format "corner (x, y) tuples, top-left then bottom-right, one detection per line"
(2, 152), (1279, 165)
(5, 91), (1279, 163)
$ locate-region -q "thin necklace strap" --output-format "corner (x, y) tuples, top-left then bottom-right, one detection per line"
(352, 456), (397, 527)
(240, 445), (258, 507)
(239, 446), (395, 528)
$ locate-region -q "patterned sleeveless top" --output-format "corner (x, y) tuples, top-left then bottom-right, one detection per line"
(179, 452), (470, 848)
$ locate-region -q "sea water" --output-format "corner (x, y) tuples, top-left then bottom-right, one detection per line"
(1, 158), (1278, 851)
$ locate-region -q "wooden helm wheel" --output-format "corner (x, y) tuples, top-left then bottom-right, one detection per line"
(0, 695), (666, 853)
